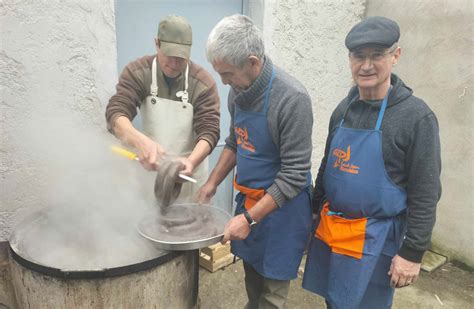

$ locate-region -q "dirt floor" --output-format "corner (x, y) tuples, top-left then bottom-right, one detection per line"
(199, 258), (474, 309)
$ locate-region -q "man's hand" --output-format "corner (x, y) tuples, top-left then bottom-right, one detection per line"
(175, 157), (194, 178)
(388, 254), (421, 288)
(196, 182), (217, 204)
(113, 116), (166, 171)
(136, 136), (165, 171)
(221, 214), (251, 244)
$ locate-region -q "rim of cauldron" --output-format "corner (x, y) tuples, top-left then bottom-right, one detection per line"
(9, 244), (181, 279)
(8, 208), (182, 279)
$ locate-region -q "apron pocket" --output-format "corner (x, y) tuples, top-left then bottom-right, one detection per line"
(315, 202), (367, 259)
(233, 176), (265, 210)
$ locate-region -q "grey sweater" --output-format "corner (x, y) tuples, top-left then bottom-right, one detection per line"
(313, 74), (441, 263)
(225, 57), (313, 207)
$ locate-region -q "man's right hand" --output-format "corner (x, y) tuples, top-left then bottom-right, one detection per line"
(195, 148), (237, 205)
(196, 182), (217, 204)
(135, 135), (165, 171)
(113, 116), (165, 171)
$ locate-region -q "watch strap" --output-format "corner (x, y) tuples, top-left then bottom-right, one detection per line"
(243, 210), (256, 226)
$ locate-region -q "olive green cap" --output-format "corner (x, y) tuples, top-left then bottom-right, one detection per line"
(158, 15), (192, 59)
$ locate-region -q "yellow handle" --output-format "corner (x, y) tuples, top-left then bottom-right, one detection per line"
(110, 145), (197, 183)
(110, 146), (138, 161)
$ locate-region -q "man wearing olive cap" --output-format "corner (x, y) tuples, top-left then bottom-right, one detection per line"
(303, 16), (441, 308)
(106, 15), (220, 202)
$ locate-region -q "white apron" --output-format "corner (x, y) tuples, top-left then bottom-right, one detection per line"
(140, 57), (208, 203)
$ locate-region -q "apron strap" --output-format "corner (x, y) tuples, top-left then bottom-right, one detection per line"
(262, 67), (276, 114)
(374, 86), (392, 130)
(234, 65), (275, 115)
(185, 63), (189, 91)
(340, 86), (393, 129)
(150, 57), (158, 97)
(176, 64), (190, 104)
(151, 57), (190, 104)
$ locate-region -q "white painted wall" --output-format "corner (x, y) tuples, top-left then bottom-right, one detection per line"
(0, 0), (117, 240)
(257, 0), (366, 174)
(365, 0), (474, 267)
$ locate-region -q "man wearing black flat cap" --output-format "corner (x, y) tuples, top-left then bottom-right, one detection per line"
(303, 16), (441, 308)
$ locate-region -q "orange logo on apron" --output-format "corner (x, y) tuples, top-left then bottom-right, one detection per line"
(235, 126), (256, 153)
(332, 145), (360, 174)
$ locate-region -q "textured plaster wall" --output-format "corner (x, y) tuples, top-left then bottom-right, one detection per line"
(258, 0), (365, 175)
(0, 0), (117, 241)
(366, 0), (474, 268)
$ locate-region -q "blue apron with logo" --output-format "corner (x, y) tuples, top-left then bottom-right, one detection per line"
(302, 89), (407, 308)
(231, 68), (312, 280)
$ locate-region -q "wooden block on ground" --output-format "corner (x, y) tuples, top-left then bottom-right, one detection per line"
(199, 243), (234, 272)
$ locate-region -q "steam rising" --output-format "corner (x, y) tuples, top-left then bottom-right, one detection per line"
(11, 106), (165, 270)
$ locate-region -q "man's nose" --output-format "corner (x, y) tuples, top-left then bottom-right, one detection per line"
(361, 57), (374, 70)
(169, 58), (184, 69)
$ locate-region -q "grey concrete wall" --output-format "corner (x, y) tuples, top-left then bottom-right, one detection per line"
(366, 0), (474, 268)
(0, 0), (117, 240)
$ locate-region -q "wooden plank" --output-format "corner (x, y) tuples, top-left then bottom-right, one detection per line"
(199, 243), (234, 272)
(199, 251), (235, 273)
(201, 243), (231, 261)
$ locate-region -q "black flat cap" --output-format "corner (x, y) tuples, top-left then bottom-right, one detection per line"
(345, 16), (400, 51)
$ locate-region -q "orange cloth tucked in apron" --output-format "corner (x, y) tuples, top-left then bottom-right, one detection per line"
(315, 202), (367, 259)
(233, 178), (265, 210)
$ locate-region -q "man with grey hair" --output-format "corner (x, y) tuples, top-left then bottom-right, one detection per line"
(303, 16), (441, 308)
(197, 14), (313, 308)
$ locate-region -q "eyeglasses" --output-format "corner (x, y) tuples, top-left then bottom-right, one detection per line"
(349, 49), (395, 63)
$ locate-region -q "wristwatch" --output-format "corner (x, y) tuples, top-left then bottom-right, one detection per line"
(243, 210), (257, 227)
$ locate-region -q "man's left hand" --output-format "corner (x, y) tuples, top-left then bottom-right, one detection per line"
(175, 157), (194, 178)
(221, 214), (251, 244)
(388, 254), (421, 288)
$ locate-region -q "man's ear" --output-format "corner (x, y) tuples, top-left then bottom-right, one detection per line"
(155, 38), (161, 48)
(248, 55), (261, 67)
(392, 47), (401, 66)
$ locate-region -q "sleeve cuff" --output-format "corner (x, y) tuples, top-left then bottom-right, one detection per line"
(398, 243), (425, 263)
(224, 144), (236, 153)
(196, 136), (216, 152)
(107, 113), (128, 135)
(266, 184), (286, 207)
